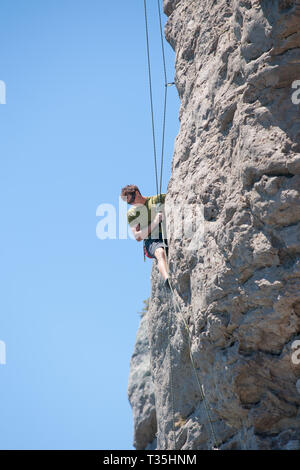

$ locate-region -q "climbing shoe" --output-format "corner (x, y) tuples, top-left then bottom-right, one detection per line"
(164, 278), (171, 291)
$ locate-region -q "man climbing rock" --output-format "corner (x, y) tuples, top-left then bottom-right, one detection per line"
(121, 184), (170, 290)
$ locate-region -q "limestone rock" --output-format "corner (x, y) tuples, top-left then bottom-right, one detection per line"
(128, 0), (300, 449)
(127, 312), (156, 450)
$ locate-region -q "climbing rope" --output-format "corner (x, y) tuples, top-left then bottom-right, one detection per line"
(156, 0), (167, 198)
(143, 0), (219, 450)
(143, 0), (174, 201)
(167, 301), (178, 450)
(143, 0), (177, 450)
(161, 223), (220, 450)
(143, 0), (159, 197)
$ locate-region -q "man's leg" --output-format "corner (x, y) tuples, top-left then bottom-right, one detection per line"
(154, 247), (169, 281)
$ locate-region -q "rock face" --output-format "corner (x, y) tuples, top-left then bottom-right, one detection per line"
(128, 0), (300, 450)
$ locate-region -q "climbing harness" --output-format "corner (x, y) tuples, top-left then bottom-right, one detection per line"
(144, 243), (153, 260)
(143, 0), (219, 450)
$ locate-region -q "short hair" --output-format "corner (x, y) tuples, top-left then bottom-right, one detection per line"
(120, 184), (141, 201)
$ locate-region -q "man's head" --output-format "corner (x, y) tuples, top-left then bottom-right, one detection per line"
(121, 184), (141, 205)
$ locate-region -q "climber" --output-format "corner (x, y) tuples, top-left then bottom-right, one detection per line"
(121, 184), (170, 290)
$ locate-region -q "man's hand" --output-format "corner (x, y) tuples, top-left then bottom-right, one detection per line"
(131, 212), (164, 242)
(154, 212), (163, 225)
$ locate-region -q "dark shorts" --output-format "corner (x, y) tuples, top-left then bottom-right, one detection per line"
(143, 238), (168, 259)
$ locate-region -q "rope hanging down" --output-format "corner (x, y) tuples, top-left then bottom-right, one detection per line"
(162, 220), (220, 450)
(143, 0), (174, 201)
(143, 0), (220, 451)
(143, 0), (177, 450)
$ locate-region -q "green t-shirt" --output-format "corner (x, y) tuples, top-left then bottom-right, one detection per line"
(127, 194), (166, 239)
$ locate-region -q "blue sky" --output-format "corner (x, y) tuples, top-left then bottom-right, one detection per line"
(0, 0), (180, 450)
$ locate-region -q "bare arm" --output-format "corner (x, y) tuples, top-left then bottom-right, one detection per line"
(130, 212), (163, 242)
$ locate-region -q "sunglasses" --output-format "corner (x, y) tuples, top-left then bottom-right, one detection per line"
(127, 191), (136, 205)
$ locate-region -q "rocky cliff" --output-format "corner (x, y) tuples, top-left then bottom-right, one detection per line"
(128, 0), (300, 450)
